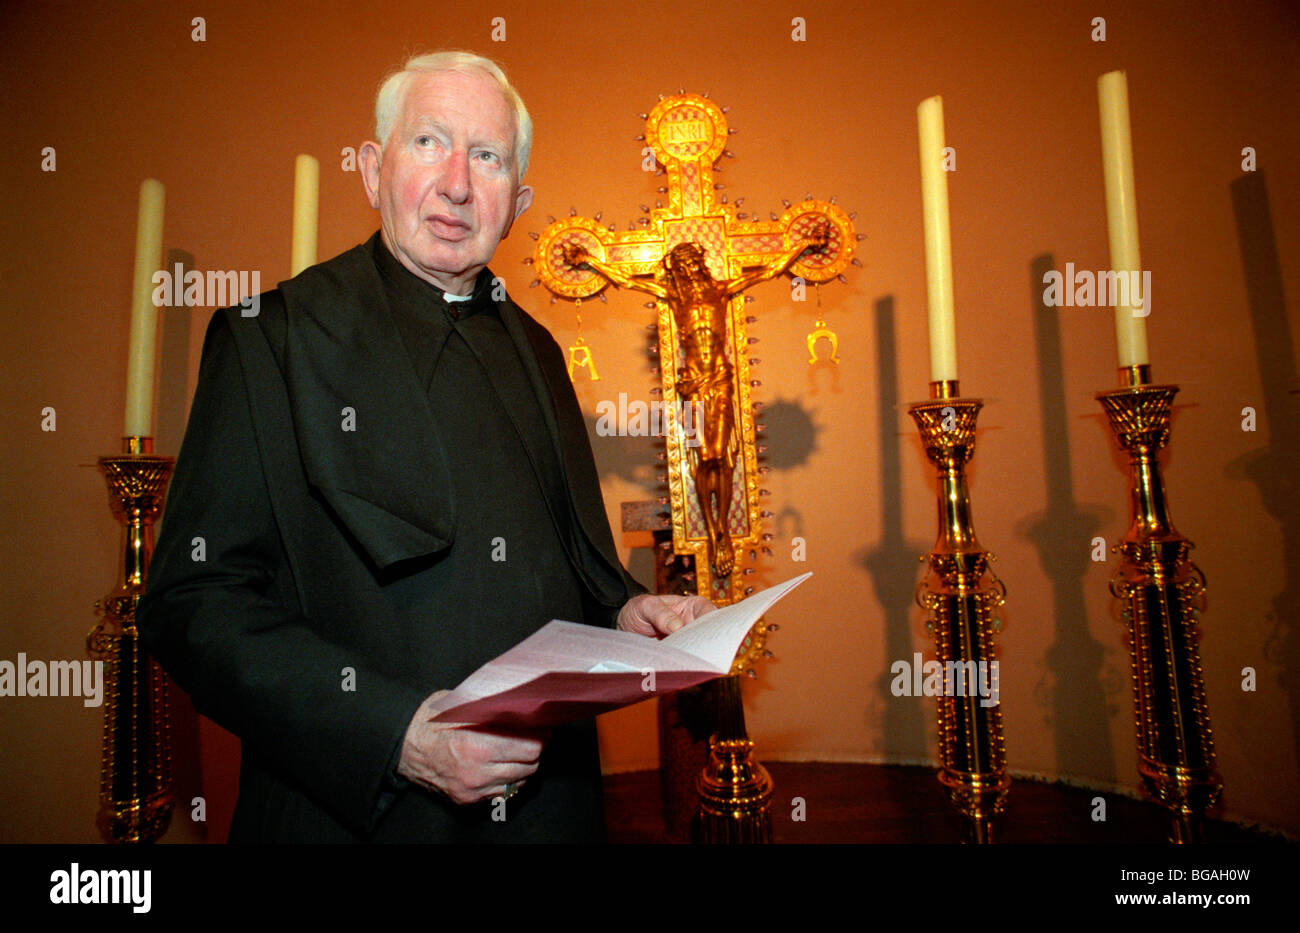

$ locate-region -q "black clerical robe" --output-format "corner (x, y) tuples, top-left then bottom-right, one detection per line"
(138, 234), (643, 842)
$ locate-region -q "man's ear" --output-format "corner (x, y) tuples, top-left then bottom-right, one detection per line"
(359, 141), (383, 209)
(501, 184), (533, 239)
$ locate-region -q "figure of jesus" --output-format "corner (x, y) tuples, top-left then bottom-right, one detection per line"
(562, 224), (827, 577)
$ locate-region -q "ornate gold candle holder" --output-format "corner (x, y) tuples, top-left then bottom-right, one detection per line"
(88, 435), (174, 843)
(1096, 368), (1222, 843)
(909, 381), (1009, 843)
(694, 673), (774, 843)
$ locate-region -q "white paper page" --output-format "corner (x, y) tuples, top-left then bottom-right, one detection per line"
(659, 571), (812, 670)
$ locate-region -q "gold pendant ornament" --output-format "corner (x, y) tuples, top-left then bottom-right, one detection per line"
(566, 306), (600, 382)
(566, 336), (600, 382)
(807, 318), (840, 364)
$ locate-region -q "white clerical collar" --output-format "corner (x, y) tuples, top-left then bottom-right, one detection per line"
(444, 291), (473, 303)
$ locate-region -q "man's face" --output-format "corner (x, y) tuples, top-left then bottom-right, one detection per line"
(361, 68), (533, 294)
(670, 246), (708, 281)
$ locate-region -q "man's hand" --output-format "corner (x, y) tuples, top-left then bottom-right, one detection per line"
(397, 692), (547, 805)
(559, 241), (590, 267)
(617, 593), (716, 638)
(804, 219), (832, 253)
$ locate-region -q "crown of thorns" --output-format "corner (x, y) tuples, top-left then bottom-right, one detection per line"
(662, 242), (708, 274)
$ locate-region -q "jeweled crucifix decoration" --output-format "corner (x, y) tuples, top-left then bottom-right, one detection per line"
(533, 93), (855, 603)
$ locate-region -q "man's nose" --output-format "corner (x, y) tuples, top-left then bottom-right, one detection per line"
(438, 148), (471, 204)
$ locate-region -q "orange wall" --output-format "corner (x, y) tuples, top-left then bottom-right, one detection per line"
(1, 0), (1296, 841)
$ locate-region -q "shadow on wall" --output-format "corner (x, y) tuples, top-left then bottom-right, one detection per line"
(1015, 252), (1119, 786)
(854, 295), (930, 767)
(1228, 171), (1300, 768)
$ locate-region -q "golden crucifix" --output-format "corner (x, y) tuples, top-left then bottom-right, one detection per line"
(534, 93), (854, 602)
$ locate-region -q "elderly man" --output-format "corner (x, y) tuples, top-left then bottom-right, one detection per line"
(139, 51), (711, 843)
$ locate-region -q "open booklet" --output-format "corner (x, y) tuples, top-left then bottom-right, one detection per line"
(426, 572), (812, 729)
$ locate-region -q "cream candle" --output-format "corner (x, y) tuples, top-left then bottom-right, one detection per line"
(1097, 70), (1150, 369)
(123, 178), (165, 438)
(291, 154), (320, 276)
(917, 96), (958, 383)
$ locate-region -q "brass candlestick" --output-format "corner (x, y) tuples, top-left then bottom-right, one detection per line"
(694, 674), (774, 843)
(88, 435), (174, 843)
(1096, 368), (1222, 843)
(909, 380), (1009, 843)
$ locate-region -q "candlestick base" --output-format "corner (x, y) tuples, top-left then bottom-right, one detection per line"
(693, 675), (773, 843)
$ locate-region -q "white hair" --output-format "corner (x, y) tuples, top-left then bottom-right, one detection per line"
(374, 51), (533, 178)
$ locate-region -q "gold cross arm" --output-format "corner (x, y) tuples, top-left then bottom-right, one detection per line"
(533, 94), (856, 300)
(535, 197), (855, 300)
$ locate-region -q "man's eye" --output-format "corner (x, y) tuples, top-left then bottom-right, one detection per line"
(475, 151), (501, 163)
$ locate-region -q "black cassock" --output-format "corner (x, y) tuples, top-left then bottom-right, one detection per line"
(139, 234), (643, 842)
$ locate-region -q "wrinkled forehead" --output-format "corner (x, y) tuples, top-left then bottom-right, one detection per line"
(397, 68), (516, 143)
